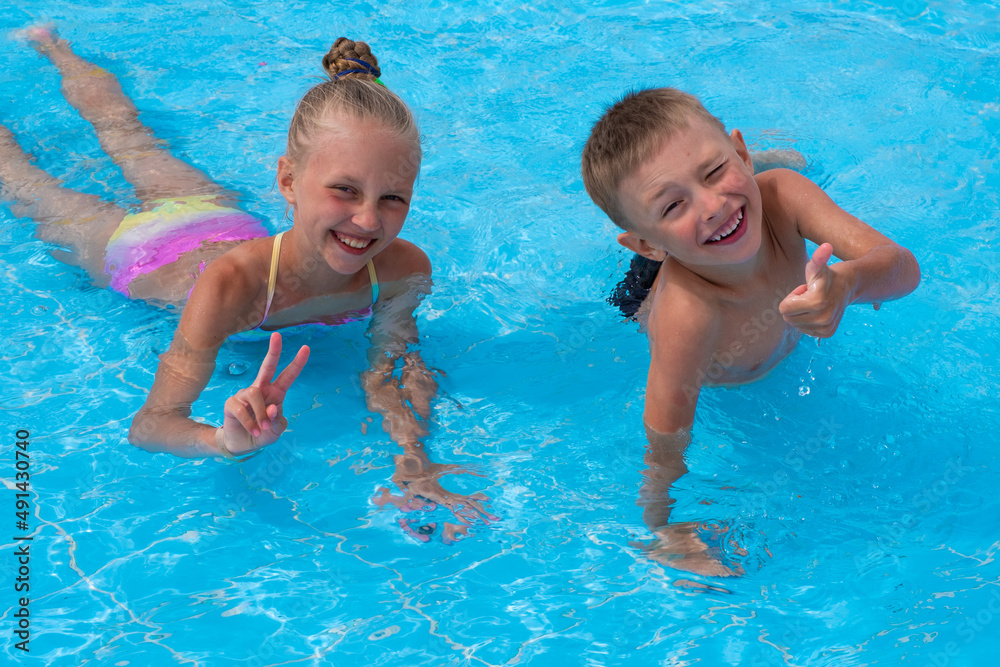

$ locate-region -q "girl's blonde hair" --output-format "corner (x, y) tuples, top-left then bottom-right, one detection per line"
(286, 37), (421, 167)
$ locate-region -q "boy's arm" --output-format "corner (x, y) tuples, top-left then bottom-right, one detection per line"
(643, 292), (721, 434)
(639, 350), (741, 578)
(770, 170), (921, 338)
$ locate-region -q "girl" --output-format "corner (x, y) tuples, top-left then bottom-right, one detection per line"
(1, 30), (492, 527)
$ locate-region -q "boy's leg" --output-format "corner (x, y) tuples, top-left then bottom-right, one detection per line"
(26, 28), (223, 204)
(0, 123), (125, 282)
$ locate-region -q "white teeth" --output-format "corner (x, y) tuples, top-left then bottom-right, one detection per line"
(335, 233), (373, 249)
(709, 209), (743, 242)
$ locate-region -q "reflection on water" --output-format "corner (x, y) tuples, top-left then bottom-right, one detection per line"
(1, 0), (999, 664)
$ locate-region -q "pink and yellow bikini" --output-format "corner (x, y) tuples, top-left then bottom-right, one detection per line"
(103, 195), (268, 297)
(103, 200), (379, 332)
(230, 231), (379, 341)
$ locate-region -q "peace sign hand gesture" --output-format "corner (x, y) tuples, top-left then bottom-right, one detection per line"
(219, 332), (310, 457)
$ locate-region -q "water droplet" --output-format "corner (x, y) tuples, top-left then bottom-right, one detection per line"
(228, 362), (250, 376)
(798, 386), (811, 396)
(31, 305), (47, 316)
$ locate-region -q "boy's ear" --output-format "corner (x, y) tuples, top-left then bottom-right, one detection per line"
(618, 231), (667, 262)
(730, 128), (754, 172)
(277, 156), (296, 205)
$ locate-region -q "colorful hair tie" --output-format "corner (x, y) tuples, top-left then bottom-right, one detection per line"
(343, 57), (381, 78)
(334, 68), (371, 80)
(333, 70), (388, 88)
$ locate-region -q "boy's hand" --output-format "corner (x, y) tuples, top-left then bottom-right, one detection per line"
(779, 243), (854, 338)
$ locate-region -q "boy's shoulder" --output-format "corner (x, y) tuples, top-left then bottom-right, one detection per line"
(646, 265), (723, 342)
(755, 168), (826, 227)
(754, 166), (816, 191)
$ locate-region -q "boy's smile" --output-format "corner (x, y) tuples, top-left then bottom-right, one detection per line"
(705, 205), (746, 245)
(616, 116), (763, 275)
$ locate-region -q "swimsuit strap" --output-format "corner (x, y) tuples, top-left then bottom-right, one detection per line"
(259, 231), (285, 328)
(366, 259), (379, 305)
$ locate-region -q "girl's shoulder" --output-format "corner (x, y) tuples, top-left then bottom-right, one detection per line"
(180, 236), (276, 345)
(199, 236), (273, 296)
(372, 238), (431, 283)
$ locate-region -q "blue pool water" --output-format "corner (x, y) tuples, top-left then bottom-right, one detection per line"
(2, 0), (999, 664)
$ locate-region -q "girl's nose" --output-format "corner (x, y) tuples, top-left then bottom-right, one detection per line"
(353, 201), (380, 231)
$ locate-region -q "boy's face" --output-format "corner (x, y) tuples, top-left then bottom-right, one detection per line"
(616, 116), (763, 270)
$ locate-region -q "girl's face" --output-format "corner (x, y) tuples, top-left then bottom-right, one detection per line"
(278, 114), (419, 275)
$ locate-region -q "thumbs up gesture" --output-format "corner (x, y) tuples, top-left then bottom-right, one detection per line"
(779, 243), (852, 339)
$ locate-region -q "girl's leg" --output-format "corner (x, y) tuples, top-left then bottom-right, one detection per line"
(0, 123), (125, 283)
(26, 28), (225, 204)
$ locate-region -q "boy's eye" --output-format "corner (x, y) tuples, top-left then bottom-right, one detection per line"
(662, 201), (679, 217)
(707, 161), (726, 178)
(382, 194), (407, 203)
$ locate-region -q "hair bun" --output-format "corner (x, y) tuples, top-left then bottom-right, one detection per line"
(322, 37), (381, 82)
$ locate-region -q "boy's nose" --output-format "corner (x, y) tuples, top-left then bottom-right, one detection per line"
(699, 187), (727, 222)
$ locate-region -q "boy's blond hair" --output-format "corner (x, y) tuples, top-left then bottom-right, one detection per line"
(581, 88), (727, 229)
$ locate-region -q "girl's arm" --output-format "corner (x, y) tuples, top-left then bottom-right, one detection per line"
(363, 248), (496, 525)
(362, 273), (438, 451)
(129, 250), (308, 458)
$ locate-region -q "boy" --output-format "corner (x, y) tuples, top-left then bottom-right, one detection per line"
(581, 88), (920, 576)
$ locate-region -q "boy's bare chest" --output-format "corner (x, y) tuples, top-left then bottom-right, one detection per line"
(709, 284), (801, 381)
(704, 244), (809, 382)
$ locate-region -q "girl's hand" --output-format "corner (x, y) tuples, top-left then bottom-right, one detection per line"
(373, 449), (498, 527)
(779, 243), (853, 339)
(220, 333), (310, 456)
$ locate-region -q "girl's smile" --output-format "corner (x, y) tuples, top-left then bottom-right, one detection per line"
(334, 231), (376, 253)
(277, 114), (418, 277)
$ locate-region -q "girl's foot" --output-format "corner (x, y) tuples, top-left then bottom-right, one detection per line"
(15, 24), (59, 51)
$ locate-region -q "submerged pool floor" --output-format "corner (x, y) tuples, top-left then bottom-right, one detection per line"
(1, 1), (999, 665)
